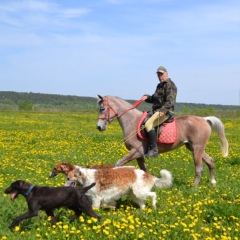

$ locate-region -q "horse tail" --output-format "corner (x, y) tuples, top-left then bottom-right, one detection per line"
(154, 169), (172, 189)
(204, 116), (229, 157)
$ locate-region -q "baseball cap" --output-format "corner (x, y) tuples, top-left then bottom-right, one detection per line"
(156, 66), (167, 73)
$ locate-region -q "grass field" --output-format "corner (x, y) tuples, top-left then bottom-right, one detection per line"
(0, 112), (239, 240)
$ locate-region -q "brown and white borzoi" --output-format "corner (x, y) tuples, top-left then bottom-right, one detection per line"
(49, 161), (114, 178)
(64, 166), (172, 209)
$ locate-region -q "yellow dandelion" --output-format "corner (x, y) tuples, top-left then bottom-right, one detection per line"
(138, 233), (144, 238)
(92, 217), (98, 223)
(63, 224), (68, 229)
(14, 226), (20, 231)
(129, 225), (135, 229)
(103, 229), (109, 235)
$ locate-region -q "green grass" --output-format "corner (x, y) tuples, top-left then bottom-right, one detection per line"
(0, 112), (239, 240)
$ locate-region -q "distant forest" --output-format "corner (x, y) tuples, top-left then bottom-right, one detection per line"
(0, 91), (239, 117)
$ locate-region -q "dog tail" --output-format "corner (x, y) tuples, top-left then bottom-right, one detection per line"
(80, 183), (96, 193)
(154, 169), (172, 189)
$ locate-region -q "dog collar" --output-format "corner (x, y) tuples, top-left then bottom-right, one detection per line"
(25, 184), (35, 197)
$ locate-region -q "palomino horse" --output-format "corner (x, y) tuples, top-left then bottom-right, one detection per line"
(96, 95), (228, 186)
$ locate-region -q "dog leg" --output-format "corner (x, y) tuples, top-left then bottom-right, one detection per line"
(129, 192), (146, 209)
(69, 207), (81, 222)
(148, 192), (157, 209)
(69, 208), (100, 223)
(130, 189), (157, 209)
(136, 200), (146, 209)
(45, 209), (56, 225)
(103, 200), (117, 209)
(77, 196), (101, 221)
(92, 198), (101, 208)
(9, 211), (39, 229)
(80, 207), (101, 221)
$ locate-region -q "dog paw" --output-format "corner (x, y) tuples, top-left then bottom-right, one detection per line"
(8, 224), (15, 229)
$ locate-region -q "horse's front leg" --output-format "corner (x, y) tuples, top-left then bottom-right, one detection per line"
(137, 157), (148, 172)
(115, 149), (142, 167)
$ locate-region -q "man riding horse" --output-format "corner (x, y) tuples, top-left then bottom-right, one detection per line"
(141, 66), (177, 158)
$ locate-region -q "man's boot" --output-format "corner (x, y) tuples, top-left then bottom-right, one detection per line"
(145, 129), (158, 158)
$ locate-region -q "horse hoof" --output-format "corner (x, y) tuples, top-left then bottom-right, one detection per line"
(145, 152), (158, 158)
(211, 180), (217, 186)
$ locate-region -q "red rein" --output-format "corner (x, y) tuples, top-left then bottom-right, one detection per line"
(98, 98), (144, 122)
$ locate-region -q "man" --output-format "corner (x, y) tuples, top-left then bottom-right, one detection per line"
(141, 66), (177, 158)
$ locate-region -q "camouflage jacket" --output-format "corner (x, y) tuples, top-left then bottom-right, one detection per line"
(145, 78), (177, 115)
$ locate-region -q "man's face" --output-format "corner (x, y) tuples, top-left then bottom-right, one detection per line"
(157, 72), (168, 82)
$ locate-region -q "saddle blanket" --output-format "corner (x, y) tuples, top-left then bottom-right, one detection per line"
(137, 112), (177, 144)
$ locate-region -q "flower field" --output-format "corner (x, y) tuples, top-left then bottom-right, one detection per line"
(0, 111), (239, 240)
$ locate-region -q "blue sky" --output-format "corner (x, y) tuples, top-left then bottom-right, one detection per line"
(0, 0), (239, 105)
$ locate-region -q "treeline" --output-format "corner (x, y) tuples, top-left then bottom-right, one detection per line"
(0, 91), (96, 112)
(0, 91), (239, 117)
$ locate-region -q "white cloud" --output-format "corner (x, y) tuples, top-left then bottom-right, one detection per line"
(57, 8), (91, 19)
(0, 0), (52, 12)
(0, 0), (239, 105)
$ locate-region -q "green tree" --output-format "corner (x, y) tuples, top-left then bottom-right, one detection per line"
(18, 100), (33, 111)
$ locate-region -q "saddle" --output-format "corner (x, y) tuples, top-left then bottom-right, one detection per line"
(137, 111), (177, 144)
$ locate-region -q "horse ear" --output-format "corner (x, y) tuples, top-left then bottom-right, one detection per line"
(97, 95), (103, 100)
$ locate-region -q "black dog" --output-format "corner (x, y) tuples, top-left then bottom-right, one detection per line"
(4, 180), (101, 229)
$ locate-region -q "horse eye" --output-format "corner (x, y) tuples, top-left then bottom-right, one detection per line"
(100, 107), (105, 112)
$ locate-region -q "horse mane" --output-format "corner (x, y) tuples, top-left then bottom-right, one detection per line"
(108, 95), (142, 114)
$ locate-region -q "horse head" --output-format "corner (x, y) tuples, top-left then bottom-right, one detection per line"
(96, 95), (118, 131)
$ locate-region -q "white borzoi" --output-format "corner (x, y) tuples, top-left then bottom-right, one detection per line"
(64, 166), (172, 209)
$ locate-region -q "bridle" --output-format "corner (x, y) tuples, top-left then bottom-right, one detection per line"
(98, 97), (143, 123)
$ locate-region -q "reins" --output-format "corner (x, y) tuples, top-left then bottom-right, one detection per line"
(94, 97), (146, 162)
(98, 97), (144, 123)
(118, 98), (144, 118)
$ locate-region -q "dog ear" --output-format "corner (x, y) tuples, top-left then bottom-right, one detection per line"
(75, 168), (82, 177)
(68, 163), (75, 171)
(15, 180), (25, 190)
(61, 162), (75, 172)
(61, 162), (70, 171)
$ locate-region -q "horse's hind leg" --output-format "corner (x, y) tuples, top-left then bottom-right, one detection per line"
(202, 151), (216, 185)
(185, 143), (203, 186)
(193, 152), (203, 187)
(137, 157), (148, 172)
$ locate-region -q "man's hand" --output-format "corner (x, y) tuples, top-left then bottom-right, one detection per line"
(159, 111), (165, 117)
(141, 95), (149, 101)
